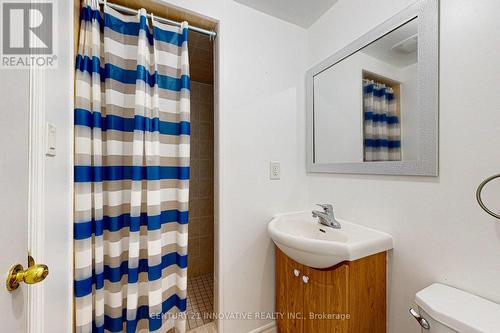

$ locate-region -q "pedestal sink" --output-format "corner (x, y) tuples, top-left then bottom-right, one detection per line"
(267, 211), (393, 268)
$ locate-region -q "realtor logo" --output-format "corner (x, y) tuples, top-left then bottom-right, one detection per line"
(1, 1), (56, 68)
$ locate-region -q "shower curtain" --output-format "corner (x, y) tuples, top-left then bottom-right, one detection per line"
(363, 79), (401, 161)
(74, 1), (190, 332)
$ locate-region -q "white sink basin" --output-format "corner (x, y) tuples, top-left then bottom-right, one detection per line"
(268, 211), (393, 268)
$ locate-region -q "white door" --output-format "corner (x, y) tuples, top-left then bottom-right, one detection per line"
(0, 0), (74, 330)
(0, 68), (30, 330)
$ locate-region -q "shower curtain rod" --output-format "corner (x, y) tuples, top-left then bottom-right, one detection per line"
(97, 0), (217, 38)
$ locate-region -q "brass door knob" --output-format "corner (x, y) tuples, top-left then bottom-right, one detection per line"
(6, 255), (49, 291)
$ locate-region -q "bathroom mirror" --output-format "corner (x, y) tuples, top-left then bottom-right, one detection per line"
(306, 0), (438, 176)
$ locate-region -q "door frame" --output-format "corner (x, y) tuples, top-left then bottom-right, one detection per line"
(27, 46), (75, 333)
(27, 0), (75, 331)
(26, 63), (47, 333)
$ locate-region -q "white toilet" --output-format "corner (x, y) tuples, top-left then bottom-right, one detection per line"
(411, 283), (500, 332)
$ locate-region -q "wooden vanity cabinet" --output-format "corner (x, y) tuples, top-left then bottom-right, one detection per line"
(275, 248), (386, 333)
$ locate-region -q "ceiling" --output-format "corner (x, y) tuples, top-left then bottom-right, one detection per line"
(234, 0), (338, 28)
(361, 18), (418, 69)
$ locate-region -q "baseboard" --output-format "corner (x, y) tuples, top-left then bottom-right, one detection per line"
(247, 321), (276, 333)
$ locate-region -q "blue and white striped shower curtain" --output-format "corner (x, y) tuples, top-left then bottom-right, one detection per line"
(74, 1), (190, 331)
(363, 79), (401, 161)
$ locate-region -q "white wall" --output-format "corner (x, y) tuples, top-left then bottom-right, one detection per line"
(400, 63), (418, 160)
(306, 1), (500, 332)
(157, 1), (308, 332)
(313, 53), (365, 163)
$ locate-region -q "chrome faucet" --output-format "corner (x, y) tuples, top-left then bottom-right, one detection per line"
(312, 204), (341, 229)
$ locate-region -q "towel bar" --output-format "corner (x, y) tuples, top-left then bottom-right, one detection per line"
(476, 173), (500, 220)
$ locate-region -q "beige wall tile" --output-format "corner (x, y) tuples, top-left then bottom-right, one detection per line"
(199, 197), (213, 217)
(199, 103), (213, 122)
(200, 236), (213, 253)
(199, 255), (213, 274)
(189, 180), (200, 200)
(189, 33), (214, 84)
(200, 217), (214, 236)
(190, 159), (200, 181)
(199, 180), (213, 199)
(188, 217), (201, 237)
(199, 140), (214, 159)
(188, 257), (201, 277)
(189, 79), (214, 278)
(190, 101), (200, 121)
(199, 84), (213, 103)
(189, 198), (201, 217)
(189, 237), (201, 258)
(190, 117), (200, 142)
(199, 159), (213, 180)
(199, 121), (213, 141)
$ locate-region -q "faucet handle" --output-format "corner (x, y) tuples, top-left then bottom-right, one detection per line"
(316, 204), (333, 213)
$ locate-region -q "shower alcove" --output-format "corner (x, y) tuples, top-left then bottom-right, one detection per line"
(73, 1), (218, 331)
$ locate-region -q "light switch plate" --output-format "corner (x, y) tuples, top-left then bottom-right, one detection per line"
(270, 161), (280, 180)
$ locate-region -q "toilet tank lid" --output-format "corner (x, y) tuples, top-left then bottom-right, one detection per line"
(415, 283), (500, 333)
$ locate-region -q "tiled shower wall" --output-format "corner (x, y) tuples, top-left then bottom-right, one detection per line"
(189, 81), (214, 277)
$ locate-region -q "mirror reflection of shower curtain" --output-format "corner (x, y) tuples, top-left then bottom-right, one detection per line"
(363, 79), (401, 161)
(74, 1), (190, 332)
